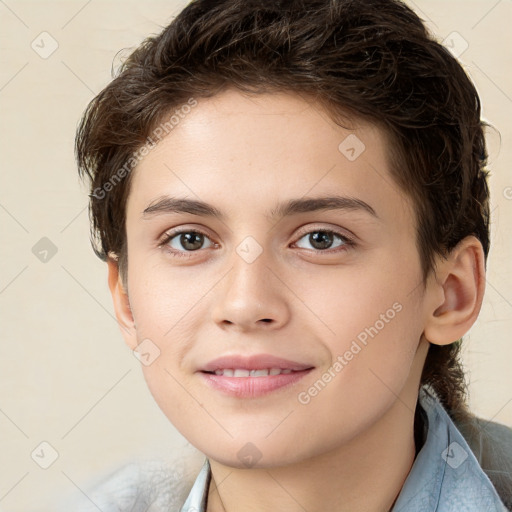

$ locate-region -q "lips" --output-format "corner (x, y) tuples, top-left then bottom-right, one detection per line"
(198, 354), (314, 398)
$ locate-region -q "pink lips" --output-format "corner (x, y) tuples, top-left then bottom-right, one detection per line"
(198, 354), (314, 398)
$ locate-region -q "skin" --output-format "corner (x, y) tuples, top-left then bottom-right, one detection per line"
(108, 88), (485, 512)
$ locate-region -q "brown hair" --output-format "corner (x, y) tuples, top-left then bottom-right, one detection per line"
(75, 0), (490, 418)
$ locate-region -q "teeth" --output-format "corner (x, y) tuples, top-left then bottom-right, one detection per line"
(212, 368), (296, 377)
(251, 369), (269, 377)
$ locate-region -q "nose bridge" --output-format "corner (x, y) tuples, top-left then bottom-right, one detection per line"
(211, 236), (290, 329)
(229, 240), (270, 298)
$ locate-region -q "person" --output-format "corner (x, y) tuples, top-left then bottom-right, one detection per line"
(68, 0), (512, 510)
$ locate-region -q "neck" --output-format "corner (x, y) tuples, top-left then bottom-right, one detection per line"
(206, 390), (419, 512)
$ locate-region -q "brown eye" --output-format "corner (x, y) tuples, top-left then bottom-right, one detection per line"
(295, 230), (351, 251)
(162, 230), (214, 254)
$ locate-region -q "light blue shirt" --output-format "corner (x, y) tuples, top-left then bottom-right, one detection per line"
(180, 386), (508, 511)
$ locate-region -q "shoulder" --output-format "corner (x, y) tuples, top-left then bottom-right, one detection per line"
(408, 386), (510, 511)
(454, 413), (512, 511)
(55, 452), (204, 512)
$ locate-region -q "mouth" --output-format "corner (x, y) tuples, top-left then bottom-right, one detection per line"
(198, 355), (314, 397)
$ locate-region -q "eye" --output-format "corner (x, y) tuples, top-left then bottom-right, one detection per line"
(160, 229), (215, 256)
(293, 229), (353, 252)
(159, 227), (354, 258)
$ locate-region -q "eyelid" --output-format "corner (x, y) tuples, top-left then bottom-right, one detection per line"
(293, 223), (356, 243)
(158, 225), (214, 244)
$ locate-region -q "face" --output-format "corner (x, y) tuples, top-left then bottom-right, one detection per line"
(117, 88), (430, 468)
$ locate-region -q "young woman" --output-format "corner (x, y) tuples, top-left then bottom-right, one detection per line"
(68, 0), (512, 510)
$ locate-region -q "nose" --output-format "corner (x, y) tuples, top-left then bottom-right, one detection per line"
(210, 246), (291, 332)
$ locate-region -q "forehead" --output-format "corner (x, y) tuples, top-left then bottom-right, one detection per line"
(127, 88), (414, 231)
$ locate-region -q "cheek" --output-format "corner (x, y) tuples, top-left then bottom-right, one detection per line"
(127, 259), (214, 340)
(126, 261), (228, 427)
(298, 260), (421, 357)
(308, 253), (425, 401)
(321, 299), (421, 400)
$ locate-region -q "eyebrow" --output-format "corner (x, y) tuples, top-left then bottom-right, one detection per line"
(142, 195), (378, 221)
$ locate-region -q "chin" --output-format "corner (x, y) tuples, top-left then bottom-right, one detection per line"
(201, 438), (313, 471)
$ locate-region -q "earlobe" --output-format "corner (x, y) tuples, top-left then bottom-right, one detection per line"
(423, 236), (486, 346)
(107, 256), (138, 350)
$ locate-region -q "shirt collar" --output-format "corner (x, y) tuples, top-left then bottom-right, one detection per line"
(180, 386), (507, 512)
(392, 385), (506, 511)
(179, 457), (211, 512)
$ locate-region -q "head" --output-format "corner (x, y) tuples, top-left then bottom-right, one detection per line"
(76, 0), (489, 466)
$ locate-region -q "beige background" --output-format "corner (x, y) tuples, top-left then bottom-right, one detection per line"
(0, 1), (511, 510)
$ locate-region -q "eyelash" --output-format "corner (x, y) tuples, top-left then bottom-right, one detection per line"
(158, 227), (355, 259)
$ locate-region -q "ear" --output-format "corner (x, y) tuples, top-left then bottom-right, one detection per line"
(107, 255), (138, 350)
(423, 236), (486, 346)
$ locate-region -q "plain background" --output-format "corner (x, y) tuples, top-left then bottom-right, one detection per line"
(0, 1), (511, 510)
